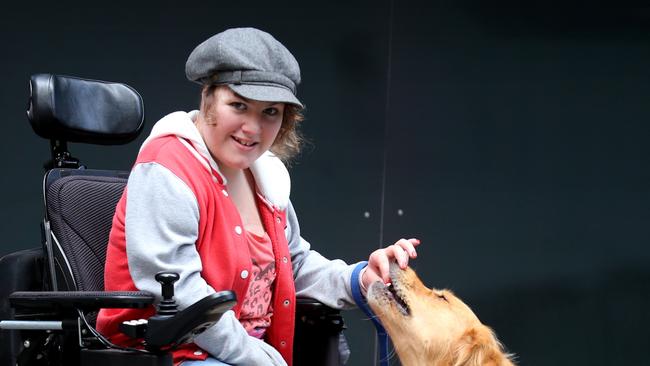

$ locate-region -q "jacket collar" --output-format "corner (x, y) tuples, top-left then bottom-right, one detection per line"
(140, 111), (291, 210)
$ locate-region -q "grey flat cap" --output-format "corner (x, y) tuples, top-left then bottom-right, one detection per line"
(186, 27), (303, 108)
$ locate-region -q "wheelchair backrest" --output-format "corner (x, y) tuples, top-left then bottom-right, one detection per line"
(44, 169), (129, 292)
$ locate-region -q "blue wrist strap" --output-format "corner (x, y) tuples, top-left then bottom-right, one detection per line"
(351, 262), (390, 366)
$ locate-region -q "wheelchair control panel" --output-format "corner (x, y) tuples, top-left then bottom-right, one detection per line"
(118, 272), (237, 351)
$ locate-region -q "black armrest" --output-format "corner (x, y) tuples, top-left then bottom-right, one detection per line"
(296, 298), (345, 333)
(9, 291), (155, 312)
(143, 291), (236, 350)
(27, 74), (144, 145)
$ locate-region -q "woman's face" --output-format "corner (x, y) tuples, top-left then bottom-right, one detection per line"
(196, 86), (285, 173)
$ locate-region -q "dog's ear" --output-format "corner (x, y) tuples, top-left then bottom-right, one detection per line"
(452, 326), (514, 366)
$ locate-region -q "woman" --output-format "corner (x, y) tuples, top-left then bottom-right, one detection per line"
(97, 27), (420, 366)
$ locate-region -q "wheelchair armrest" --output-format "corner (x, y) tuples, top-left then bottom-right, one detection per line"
(296, 298), (345, 333)
(9, 291), (155, 312)
(143, 291), (236, 350)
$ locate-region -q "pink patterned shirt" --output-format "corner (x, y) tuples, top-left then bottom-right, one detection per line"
(239, 230), (277, 338)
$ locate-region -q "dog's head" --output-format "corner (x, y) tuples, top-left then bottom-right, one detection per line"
(367, 263), (514, 366)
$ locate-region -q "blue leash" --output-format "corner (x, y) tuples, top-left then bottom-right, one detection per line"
(351, 262), (390, 366)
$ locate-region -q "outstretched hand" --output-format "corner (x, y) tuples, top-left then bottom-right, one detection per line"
(362, 238), (421, 290)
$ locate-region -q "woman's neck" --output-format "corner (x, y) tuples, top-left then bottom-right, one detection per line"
(221, 167), (265, 236)
(220, 166), (257, 204)
(219, 164), (245, 185)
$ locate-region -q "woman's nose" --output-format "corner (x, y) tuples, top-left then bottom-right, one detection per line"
(241, 117), (262, 135)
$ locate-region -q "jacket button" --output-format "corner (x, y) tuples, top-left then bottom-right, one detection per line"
(276, 217), (281, 223)
(234, 226), (242, 235)
(283, 299), (290, 307)
(241, 270), (249, 279)
(280, 341), (286, 347)
(222, 189), (229, 197)
(282, 256), (288, 263)
(193, 350), (203, 356)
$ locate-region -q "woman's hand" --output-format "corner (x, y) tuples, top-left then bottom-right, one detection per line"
(362, 238), (421, 289)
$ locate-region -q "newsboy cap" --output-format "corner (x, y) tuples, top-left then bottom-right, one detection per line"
(185, 27), (303, 108)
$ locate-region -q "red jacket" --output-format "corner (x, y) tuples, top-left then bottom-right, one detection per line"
(97, 135), (296, 365)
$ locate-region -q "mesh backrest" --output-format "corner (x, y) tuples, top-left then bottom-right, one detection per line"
(46, 174), (127, 292)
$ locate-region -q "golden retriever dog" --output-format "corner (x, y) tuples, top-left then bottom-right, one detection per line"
(367, 263), (515, 366)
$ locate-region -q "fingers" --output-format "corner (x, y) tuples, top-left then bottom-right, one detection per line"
(361, 265), (382, 290)
(366, 237), (422, 283)
(395, 238), (420, 259)
(369, 249), (391, 283)
(389, 243), (409, 269)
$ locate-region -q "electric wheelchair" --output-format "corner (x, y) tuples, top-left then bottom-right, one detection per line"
(0, 74), (346, 366)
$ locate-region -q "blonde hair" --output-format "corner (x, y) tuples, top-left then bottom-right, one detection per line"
(200, 84), (305, 164)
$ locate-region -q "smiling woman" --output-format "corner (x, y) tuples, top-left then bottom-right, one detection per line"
(94, 27), (421, 366)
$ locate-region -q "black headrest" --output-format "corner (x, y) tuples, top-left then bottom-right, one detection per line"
(27, 74), (145, 145)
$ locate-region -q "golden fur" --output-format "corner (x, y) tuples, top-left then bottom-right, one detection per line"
(367, 263), (515, 366)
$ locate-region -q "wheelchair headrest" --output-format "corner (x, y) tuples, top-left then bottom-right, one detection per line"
(27, 74), (145, 145)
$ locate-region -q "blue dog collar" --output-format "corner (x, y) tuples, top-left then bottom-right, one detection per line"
(351, 262), (390, 366)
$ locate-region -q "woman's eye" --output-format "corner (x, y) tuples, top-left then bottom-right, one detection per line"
(230, 102), (246, 111)
(436, 292), (448, 302)
(264, 107), (279, 116)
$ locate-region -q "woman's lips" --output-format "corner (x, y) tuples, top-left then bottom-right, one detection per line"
(232, 136), (257, 150)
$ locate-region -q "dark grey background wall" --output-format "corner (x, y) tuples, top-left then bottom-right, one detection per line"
(1, 1), (649, 365)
